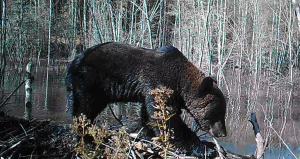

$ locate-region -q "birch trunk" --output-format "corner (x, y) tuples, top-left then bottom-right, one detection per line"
(25, 62), (33, 120)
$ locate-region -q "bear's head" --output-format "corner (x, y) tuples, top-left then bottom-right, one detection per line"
(187, 76), (227, 137)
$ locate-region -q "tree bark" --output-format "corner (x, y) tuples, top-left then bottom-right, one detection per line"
(25, 62), (34, 120)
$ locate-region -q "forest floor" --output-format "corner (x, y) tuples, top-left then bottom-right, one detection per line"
(0, 111), (75, 159)
(0, 111), (255, 159)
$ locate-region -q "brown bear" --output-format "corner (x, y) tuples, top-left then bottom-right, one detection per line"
(66, 42), (226, 151)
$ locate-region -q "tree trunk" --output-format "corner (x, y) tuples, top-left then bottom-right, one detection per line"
(25, 62), (33, 120)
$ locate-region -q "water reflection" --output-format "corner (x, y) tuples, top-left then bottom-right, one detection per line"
(2, 60), (71, 123)
(218, 141), (300, 159)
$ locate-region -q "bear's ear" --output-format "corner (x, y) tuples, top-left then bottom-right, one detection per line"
(198, 77), (216, 93)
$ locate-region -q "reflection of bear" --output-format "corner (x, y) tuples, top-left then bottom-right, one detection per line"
(66, 42), (226, 149)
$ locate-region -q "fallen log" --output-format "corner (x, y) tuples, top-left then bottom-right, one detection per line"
(249, 112), (265, 159)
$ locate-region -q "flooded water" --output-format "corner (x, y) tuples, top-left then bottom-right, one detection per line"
(218, 141), (300, 159)
(2, 60), (72, 123)
(1, 59), (300, 158)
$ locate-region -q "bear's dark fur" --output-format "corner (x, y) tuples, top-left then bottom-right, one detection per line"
(66, 42), (226, 149)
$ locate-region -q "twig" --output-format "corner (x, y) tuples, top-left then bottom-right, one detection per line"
(100, 142), (115, 150)
(108, 104), (123, 126)
(212, 137), (226, 159)
(134, 149), (144, 159)
(127, 127), (144, 158)
(139, 139), (179, 157)
(19, 123), (28, 136)
(266, 118), (298, 159)
(130, 150), (137, 159)
(6, 122), (48, 143)
(0, 80), (26, 109)
(0, 141), (21, 156)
